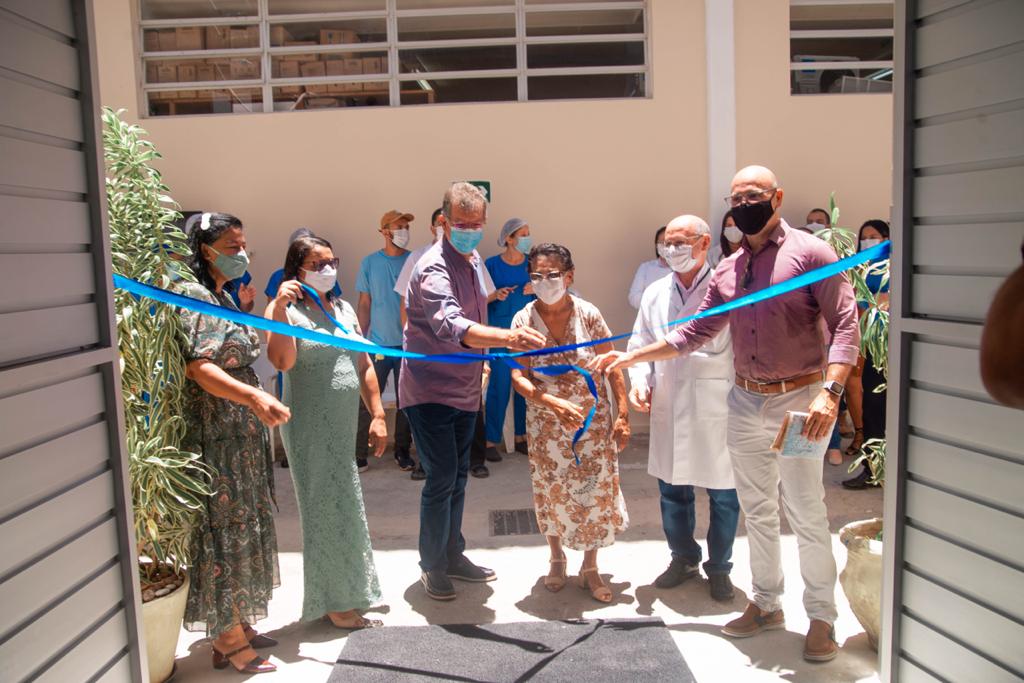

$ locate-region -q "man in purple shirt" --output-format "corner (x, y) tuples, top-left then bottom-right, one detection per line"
(591, 165), (858, 663)
(401, 182), (545, 601)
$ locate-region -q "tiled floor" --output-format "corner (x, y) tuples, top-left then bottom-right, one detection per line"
(172, 427), (883, 682)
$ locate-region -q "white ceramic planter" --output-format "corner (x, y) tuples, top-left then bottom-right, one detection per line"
(141, 573), (189, 683)
(839, 518), (884, 650)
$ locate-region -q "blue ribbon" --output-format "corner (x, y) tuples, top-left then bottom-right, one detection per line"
(113, 240), (889, 465)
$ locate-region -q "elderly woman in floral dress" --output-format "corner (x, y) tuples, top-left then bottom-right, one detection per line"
(510, 243), (631, 603)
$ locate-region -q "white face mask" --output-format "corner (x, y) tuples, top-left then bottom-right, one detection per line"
(723, 225), (743, 243)
(805, 222), (827, 232)
(533, 277), (567, 305)
(662, 244), (700, 274)
(860, 238), (882, 251)
(656, 243), (668, 260)
(432, 225), (443, 242)
(302, 265), (337, 293)
(390, 228), (410, 249)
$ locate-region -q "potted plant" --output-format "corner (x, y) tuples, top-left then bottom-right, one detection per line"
(104, 108), (213, 683)
(816, 194), (889, 650)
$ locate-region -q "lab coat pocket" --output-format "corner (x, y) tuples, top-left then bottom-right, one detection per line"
(695, 378), (731, 419)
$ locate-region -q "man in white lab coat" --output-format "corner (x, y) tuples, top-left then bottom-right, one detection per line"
(627, 214), (740, 602)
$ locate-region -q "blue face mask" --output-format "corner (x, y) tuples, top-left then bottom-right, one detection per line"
(208, 246), (250, 281)
(514, 235), (532, 254)
(449, 227), (484, 255)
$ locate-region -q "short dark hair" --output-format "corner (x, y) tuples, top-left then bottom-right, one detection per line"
(858, 219), (890, 245)
(431, 207), (443, 225)
(283, 235), (334, 297)
(186, 212), (243, 290)
(528, 242), (574, 272)
(808, 208), (830, 225)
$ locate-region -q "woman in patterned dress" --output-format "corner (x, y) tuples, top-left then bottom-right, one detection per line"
(178, 213), (291, 674)
(510, 243), (631, 603)
(265, 235), (387, 629)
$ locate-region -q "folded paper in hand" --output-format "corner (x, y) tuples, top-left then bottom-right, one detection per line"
(771, 411), (830, 460)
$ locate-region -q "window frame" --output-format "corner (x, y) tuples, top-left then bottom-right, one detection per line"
(788, 0), (894, 96)
(137, 0), (650, 116)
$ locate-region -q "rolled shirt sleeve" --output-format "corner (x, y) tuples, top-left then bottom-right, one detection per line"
(419, 260), (478, 345)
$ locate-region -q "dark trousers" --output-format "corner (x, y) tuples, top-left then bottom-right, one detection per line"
(861, 354), (887, 442)
(404, 403), (477, 572)
(658, 479), (741, 576)
(470, 401), (486, 467)
(356, 350), (412, 459)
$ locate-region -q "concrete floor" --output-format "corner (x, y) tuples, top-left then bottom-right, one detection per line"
(173, 426), (883, 682)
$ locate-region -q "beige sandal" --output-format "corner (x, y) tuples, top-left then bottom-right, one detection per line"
(544, 556), (568, 592)
(578, 566), (612, 603)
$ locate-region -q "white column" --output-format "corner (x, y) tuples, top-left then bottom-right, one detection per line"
(705, 0), (737, 234)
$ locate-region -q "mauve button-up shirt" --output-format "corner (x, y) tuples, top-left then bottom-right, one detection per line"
(399, 238), (486, 412)
(664, 220), (860, 382)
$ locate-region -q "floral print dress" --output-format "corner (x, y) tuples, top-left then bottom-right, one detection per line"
(511, 296), (629, 551)
(177, 282), (279, 638)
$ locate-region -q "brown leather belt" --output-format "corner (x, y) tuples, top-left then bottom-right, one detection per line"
(735, 371), (824, 395)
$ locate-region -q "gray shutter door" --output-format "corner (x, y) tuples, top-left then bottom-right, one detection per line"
(884, 0), (1024, 681)
(0, 1), (145, 681)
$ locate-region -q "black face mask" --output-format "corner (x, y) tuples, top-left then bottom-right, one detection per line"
(731, 199), (776, 236)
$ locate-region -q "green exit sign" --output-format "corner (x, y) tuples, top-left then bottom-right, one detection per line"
(467, 180), (491, 202)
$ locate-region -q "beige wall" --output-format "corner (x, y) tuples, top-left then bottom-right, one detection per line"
(94, 0), (893, 339)
(733, 0), (893, 232)
(95, 0), (709, 337)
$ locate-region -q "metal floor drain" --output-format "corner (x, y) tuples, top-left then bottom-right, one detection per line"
(489, 508), (540, 536)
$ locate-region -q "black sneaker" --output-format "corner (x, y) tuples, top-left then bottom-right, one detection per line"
(470, 464), (489, 478)
(484, 447), (503, 463)
(280, 456), (289, 469)
(514, 440), (529, 456)
(410, 464), (426, 481)
(446, 554), (497, 583)
(421, 570), (456, 601)
(709, 573), (735, 602)
(654, 558), (700, 589)
(395, 454), (415, 471)
(356, 458), (368, 473)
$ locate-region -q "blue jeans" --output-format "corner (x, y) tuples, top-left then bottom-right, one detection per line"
(658, 480), (740, 576)
(484, 350), (526, 443)
(404, 403), (477, 572)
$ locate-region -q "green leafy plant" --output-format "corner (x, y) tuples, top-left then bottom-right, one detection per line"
(104, 107), (213, 593)
(815, 193), (890, 486)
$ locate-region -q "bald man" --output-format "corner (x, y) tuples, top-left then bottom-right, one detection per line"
(627, 215), (739, 602)
(592, 166), (859, 663)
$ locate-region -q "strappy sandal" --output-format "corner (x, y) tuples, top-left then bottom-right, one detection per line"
(242, 624), (277, 649)
(211, 643), (276, 674)
(326, 613), (384, 630)
(543, 556), (568, 592)
(578, 566), (612, 604)
(845, 428), (864, 456)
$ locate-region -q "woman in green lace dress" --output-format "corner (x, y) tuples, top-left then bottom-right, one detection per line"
(178, 213), (291, 675)
(266, 235), (387, 629)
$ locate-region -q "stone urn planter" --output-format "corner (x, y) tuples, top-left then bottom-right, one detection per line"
(141, 572), (189, 683)
(839, 518), (883, 650)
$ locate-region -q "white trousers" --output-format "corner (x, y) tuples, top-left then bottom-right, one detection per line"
(726, 382), (838, 624)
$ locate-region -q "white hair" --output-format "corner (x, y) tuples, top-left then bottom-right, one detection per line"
(442, 182), (488, 218)
(666, 214), (711, 237)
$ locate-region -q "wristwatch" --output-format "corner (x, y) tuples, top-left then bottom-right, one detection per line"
(823, 380), (845, 397)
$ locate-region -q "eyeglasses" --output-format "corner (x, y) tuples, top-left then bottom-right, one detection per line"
(529, 271), (565, 283)
(303, 257), (339, 271)
(725, 187), (777, 208)
(449, 222), (484, 231)
(741, 255), (755, 290)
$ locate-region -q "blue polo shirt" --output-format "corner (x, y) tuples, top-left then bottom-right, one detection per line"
(356, 250), (410, 347)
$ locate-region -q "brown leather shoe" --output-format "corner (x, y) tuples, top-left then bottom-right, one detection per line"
(803, 619), (839, 662)
(721, 602), (785, 638)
